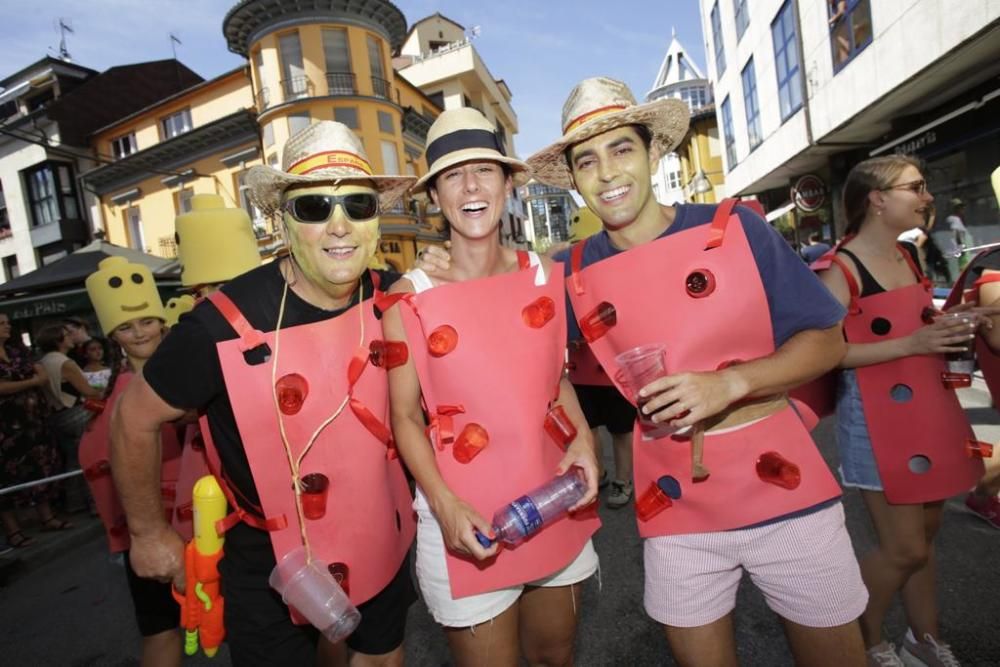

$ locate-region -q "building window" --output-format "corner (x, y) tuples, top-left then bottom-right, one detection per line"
(263, 122), (274, 147)
(126, 205), (145, 251)
(721, 96), (736, 169)
(279, 32), (308, 99)
(741, 59), (762, 150)
(334, 107), (359, 129)
(377, 110), (395, 134)
(161, 109), (192, 139)
(829, 0), (873, 72)
(427, 91), (444, 110)
(733, 0), (749, 40)
(23, 162), (80, 227)
(0, 181), (9, 238)
(2, 254), (18, 280)
(111, 133), (137, 160)
(367, 35), (389, 99)
(255, 48), (272, 109)
(323, 28), (355, 94)
(380, 140), (400, 175)
(667, 169), (681, 190)
(288, 112), (311, 137)
(710, 2), (726, 77)
(772, 0), (803, 121)
(175, 187), (194, 215)
(236, 170), (265, 235)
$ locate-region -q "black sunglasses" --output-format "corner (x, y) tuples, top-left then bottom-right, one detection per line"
(282, 193), (380, 223)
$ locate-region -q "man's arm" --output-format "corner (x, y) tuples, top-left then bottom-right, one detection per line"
(111, 371), (187, 589)
(639, 323), (846, 428)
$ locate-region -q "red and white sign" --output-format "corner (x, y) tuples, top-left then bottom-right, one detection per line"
(793, 175), (827, 213)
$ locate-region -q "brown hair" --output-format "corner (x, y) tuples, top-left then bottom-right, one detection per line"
(842, 154), (922, 236)
(36, 323), (68, 353)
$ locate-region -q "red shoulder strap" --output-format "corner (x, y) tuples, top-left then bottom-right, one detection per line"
(570, 241), (586, 296)
(206, 291), (268, 353)
(516, 250), (531, 270)
(896, 243), (931, 289)
(828, 254), (862, 315)
(705, 198), (738, 250)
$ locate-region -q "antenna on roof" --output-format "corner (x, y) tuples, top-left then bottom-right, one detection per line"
(57, 18), (74, 61)
(467, 25), (481, 40)
(169, 33), (182, 59)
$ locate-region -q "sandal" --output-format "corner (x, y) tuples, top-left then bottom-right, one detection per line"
(41, 517), (74, 531)
(6, 530), (35, 549)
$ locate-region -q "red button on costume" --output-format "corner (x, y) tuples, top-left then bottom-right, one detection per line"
(203, 279), (415, 612)
(826, 251), (981, 503)
(392, 253), (599, 599)
(79, 373), (185, 552)
(567, 200), (841, 536)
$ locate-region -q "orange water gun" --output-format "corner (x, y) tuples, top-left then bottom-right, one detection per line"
(172, 475), (226, 657)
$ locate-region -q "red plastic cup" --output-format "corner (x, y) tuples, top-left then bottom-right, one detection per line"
(544, 405), (578, 450)
(684, 269), (716, 298)
(966, 439), (995, 459)
(453, 423), (489, 463)
(82, 398), (107, 415)
(369, 340), (409, 370)
(756, 451), (801, 490)
(428, 325), (458, 357)
(299, 472), (330, 520)
(276, 373), (309, 415)
(636, 478), (674, 522)
(579, 301), (617, 343)
(328, 562), (350, 597)
(522, 296), (556, 329)
(941, 371), (972, 389)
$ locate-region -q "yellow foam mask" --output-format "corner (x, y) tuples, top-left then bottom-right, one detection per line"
(164, 294), (196, 327)
(176, 194), (261, 287)
(569, 207), (603, 242)
(85, 256), (166, 334)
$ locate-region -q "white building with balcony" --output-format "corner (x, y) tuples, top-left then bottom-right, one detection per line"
(701, 0), (1000, 242)
(645, 31), (714, 205)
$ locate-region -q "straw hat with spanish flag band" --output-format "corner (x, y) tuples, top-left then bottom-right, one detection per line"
(526, 77), (690, 190)
(245, 121), (414, 216)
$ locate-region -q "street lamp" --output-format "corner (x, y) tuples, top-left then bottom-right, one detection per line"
(692, 170), (712, 194)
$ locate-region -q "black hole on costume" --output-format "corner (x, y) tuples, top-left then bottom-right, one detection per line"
(395, 510), (402, 532)
(131, 273), (144, 284)
(871, 317), (892, 336)
(890, 384), (913, 402)
(242, 344), (272, 366)
(108, 276), (122, 288)
(908, 455), (931, 474)
(686, 272), (709, 294)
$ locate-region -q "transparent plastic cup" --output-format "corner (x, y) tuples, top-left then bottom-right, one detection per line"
(936, 311), (976, 375)
(269, 546), (360, 644)
(614, 345), (689, 439)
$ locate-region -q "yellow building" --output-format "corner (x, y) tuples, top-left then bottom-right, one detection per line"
(84, 68), (266, 258)
(677, 106), (725, 204)
(222, 0), (444, 271)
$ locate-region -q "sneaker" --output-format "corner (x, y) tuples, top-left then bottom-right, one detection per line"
(607, 479), (633, 508)
(597, 470), (610, 490)
(900, 633), (960, 667)
(867, 641), (905, 667)
(964, 492), (1000, 529)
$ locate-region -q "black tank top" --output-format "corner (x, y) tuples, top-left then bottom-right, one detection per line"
(837, 248), (886, 298)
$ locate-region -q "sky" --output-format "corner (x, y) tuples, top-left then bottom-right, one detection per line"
(0, 0), (707, 158)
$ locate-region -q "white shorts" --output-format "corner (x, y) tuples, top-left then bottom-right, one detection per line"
(643, 502), (867, 628)
(414, 505), (599, 627)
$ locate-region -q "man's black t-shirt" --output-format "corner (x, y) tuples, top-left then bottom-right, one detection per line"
(143, 261), (398, 577)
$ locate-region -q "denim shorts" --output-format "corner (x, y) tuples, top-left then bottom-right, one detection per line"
(835, 369), (885, 491)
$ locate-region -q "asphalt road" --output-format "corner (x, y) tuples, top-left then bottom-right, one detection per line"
(2, 388), (999, 666)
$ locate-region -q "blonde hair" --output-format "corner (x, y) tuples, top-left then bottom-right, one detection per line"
(842, 155), (922, 236)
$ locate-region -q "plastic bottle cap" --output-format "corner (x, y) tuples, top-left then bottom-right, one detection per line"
(474, 530), (494, 548)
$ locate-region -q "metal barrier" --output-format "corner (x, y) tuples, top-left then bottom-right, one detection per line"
(0, 469), (84, 496)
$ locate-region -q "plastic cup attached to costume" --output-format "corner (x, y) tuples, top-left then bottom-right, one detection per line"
(615, 345), (687, 439)
(756, 451), (801, 490)
(269, 546), (360, 643)
(299, 473), (330, 520)
(579, 301), (617, 343)
(543, 405), (578, 450)
(936, 312), (976, 376)
(635, 477), (678, 522)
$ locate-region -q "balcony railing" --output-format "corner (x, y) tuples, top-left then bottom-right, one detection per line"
(325, 72), (356, 96)
(281, 76), (312, 101)
(370, 76), (391, 100)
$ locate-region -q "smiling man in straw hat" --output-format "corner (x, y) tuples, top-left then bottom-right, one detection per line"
(526, 77), (867, 665)
(111, 121), (426, 665)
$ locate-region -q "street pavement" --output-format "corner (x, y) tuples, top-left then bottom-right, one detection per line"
(2, 384), (999, 666)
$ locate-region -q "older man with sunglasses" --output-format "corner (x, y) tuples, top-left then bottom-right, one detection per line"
(111, 122), (444, 665)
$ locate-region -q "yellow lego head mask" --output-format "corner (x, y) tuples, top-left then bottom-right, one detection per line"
(85, 256), (166, 334)
(164, 294), (196, 327)
(569, 207), (603, 242)
(176, 194), (260, 287)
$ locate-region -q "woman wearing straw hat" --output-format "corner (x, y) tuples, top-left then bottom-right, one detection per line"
(382, 107), (600, 666)
(525, 77), (868, 666)
(111, 121), (431, 665)
(79, 256), (185, 667)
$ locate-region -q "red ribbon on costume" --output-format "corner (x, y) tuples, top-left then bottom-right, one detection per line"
(426, 405), (466, 450)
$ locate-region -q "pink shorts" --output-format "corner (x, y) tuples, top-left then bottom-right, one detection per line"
(643, 502), (867, 628)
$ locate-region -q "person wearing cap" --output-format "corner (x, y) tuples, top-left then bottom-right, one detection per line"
(382, 107), (600, 665)
(525, 78), (867, 665)
(110, 121), (425, 665)
(78, 256), (184, 667)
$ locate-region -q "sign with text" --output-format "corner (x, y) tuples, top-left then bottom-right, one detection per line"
(793, 174), (827, 213)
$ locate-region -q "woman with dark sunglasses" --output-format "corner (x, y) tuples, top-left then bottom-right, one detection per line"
(381, 107), (600, 666)
(816, 155), (988, 666)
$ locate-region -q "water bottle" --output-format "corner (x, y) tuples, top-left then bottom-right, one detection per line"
(476, 468), (588, 547)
